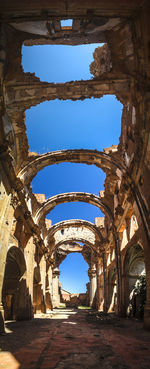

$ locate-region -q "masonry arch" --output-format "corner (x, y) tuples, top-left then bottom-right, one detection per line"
(51, 242), (91, 300)
(56, 246), (91, 305)
(50, 238), (96, 307)
(50, 237), (100, 257)
(53, 241), (91, 269)
(34, 192), (113, 224)
(18, 149), (124, 185)
(46, 219), (104, 245)
(33, 254), (48, 314)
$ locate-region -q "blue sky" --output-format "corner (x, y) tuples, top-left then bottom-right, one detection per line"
(59, 253), (89, 294)
(22, 44), (122, 294)
(22, 43), (101, 82)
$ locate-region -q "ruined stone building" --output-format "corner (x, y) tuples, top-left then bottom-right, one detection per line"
(0, 0), (150, 334)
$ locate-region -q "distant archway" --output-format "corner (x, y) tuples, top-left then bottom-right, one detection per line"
(59, 252), (89, 297)
(46, 219), (104, 246)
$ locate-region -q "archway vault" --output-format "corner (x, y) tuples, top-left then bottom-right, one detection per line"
(34, 191), (114, 223)
(45, 220), (104, 257)
(52, 239), (96, 271)
(18, 149), (124, 185)
(46, 219), (104, 244)
(51, 238), (101, 256)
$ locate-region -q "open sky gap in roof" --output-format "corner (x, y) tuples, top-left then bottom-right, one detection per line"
(32, 163), (105, 198)
(22, 43), (103, 82)
(26, 97), (122, 154)
(22, 43), (122, 293)
(46, 202), (104, 225)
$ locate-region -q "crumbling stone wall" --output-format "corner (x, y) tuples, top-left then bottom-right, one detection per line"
(90, 44), (111, 77)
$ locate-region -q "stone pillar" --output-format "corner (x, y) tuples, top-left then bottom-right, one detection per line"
(33, 251), (47, 314)
(24, 236), (36, 318)
(102, 252), (107, 312)
(15, 278), (32, 321)
(52, 268), (60, 308)
(113, 231), (122, 314)
(39, 256), (46, 313)
(96, 260), (100, 310)
(88, 265), (97, 308)
(33, 283), (44, 314)
(96, 258), (104, 311)
(46, 266), (53, 312)
(121, 272), (129, 317)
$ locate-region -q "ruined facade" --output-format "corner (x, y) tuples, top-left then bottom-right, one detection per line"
(0, 0), (150, 333)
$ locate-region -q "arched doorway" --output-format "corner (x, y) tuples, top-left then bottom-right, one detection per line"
(2, 246), (32, 320)
(123, 244), (146, 318)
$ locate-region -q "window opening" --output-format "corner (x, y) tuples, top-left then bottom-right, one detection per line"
(60, 19), (73, 28)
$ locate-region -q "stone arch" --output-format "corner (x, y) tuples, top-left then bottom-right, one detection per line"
(123, 243), (145, 317)
(2, 246), (27, 320)
(54, 241), (90, 269)
(16, 149), (150, 248)
(46, 219), (104, 245)
(34, 192), (113, 224)
(51, 238), (99, 257)
(18, 149), (124, 185)
(46, 221), (103, 270)
(49, 226), (96, 252)
(53, 240), (92, 308)
(33, 254), (47, 314)
(124, 244), (145, 281)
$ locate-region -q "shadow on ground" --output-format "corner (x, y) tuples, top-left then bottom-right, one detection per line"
(0, 309), (150, 369)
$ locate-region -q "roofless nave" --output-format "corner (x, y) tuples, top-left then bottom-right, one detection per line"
(0, 0), (150, 348)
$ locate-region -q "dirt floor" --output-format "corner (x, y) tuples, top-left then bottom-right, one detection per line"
(0, 308), (150, 369)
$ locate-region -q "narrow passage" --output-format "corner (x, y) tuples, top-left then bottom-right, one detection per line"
(0, 309), (150, 369)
